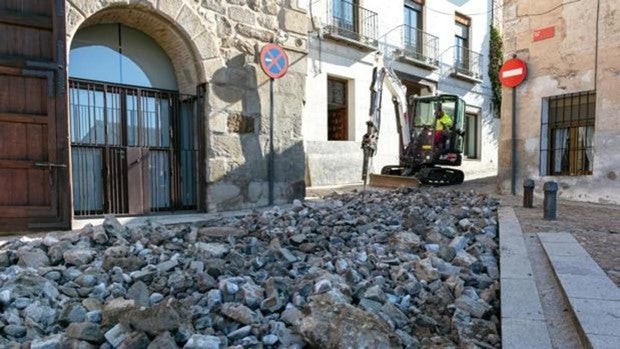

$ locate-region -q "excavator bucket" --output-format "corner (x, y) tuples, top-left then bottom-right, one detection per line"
(368, 173), (420, 188)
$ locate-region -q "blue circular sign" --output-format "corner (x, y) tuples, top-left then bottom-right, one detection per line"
(260, 44), (289, 79)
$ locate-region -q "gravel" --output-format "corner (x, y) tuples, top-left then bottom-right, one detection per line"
(0, 188), (500, 348)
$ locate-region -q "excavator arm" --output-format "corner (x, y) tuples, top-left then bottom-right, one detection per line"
(361, 53), (411, 182)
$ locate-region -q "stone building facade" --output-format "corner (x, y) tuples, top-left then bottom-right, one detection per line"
(301, 0), (500, 186)
(499, 0), (620, 204)
(64, 0), (308, 214)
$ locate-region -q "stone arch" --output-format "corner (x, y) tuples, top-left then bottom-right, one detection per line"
(66, 0), (214, 95)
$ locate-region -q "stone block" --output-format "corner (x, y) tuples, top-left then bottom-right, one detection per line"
(274, 71), (306, 97)
(257, 14), (278, 30)
(248, 181), (267, 202)
(66, 5), (85, 38)
(228, 6), (256, 24)
(209, 134), (244, 159)
(194, 31), (220, 60)
(177, 5), (205, 38)
(236, 23), (274, 42)
(262, 0), (279, 15)
(282, 10), (308, 35)
(207, 182), (242, 203)
(158, 0), (183, 19)
(209, 111), (229, 134)
(227, 113), (256, 134)
(200, 0), (226, 15)
(30, 334), (63, 349)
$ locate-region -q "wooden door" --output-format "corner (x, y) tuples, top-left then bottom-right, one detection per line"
(0, 0), (70, 232)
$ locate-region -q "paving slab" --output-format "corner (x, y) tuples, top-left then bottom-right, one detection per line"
(569, 298), (620, 336)
(588, 334), (620, 349)
(546, 254), (609, 277)
(500, 278), (545, 320)
(537, 241), (593, 257)
(501, 318), (554, 349)
(538, 233), (578, 244)
(499, 207), (553, 349)
(500, 247), (534, 279)
(540, 232), (620, 349)
(556, 274), (620, 301)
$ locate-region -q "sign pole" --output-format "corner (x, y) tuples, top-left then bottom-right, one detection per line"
(511, 83), (517, 195)
(268, 78), (275, 206)
(259, 43), (288, 207)
(498, 55), (527, 196)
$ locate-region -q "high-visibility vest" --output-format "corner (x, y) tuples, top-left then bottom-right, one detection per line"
(435, 113), (453, 131)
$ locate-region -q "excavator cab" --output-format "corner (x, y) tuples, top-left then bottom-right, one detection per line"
(407, 94), (465, 167)
(379, 94), (466, 185)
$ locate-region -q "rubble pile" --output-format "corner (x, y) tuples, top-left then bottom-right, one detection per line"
(0, 188), (500, 348)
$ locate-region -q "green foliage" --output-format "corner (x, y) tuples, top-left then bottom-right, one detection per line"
(488, 25), (503, 118)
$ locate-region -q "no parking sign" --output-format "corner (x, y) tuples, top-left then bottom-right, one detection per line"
(260, 44), (289, 206)
(260, 43), (289, 79)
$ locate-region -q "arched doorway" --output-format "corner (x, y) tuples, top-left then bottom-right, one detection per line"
(69, 23), (201, 216)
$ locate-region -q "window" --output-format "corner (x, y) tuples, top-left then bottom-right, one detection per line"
(69, 23), (200, 216)
(327, 77), (348, 141)
(332, 0), (358, 38)
(404, 0), (423, 55)
(455, 13), (470, 73)
(542, 91), (595, 176)
(464, 112), (478, 158)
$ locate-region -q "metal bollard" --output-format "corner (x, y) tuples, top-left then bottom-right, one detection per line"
(523, 179), (535, 208)
(543, 181), (558, 220)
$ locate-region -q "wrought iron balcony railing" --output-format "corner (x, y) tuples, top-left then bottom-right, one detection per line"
(324, 0), (378, 48)
(453, 45), (483, 80)
(399, 25), (439, 66)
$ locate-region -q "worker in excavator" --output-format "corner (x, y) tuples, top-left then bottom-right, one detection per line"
(434, 105), (453, 151)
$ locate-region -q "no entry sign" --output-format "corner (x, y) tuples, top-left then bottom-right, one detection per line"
(260, 43), (289, 79)
(499, 58), (527, 87)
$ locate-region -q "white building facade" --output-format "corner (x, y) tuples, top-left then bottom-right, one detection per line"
(301, 0), (500, 186)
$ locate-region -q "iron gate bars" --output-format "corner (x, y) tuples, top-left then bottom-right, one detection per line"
(69, 79), (199, 216)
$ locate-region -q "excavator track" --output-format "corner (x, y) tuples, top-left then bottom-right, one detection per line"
(418, 167), (464, 186)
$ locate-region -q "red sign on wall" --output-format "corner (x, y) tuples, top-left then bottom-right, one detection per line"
(533, 26), (555, 42)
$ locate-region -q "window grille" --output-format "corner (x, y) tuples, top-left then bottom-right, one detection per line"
(541, 90), (595, 176)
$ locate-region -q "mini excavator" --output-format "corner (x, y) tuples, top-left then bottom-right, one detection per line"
(361, 53), (466, 187)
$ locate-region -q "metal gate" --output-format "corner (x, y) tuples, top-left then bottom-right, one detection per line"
(69, 79), (200, 216)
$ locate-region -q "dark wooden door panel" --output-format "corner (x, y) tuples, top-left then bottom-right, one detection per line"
(0, 0), (69, 232)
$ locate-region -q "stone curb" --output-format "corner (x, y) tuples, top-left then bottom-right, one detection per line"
(498, 207), (553, 349)
(539, 233), (620, 349)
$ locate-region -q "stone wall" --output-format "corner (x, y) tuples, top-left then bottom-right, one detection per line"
(66, 0), (309, 212)
(499, 0), (620, 204)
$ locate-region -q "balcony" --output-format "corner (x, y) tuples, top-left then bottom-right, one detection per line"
(389, 25), (439, 70)
(451, 46), (483, 83)
(324, 0), (378, 50)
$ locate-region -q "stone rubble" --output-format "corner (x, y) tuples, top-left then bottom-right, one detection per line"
(0, 188), (500, 348)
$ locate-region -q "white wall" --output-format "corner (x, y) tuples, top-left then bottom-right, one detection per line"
(304, 0), (499, 186)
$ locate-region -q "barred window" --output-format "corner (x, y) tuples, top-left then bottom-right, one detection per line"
(541, 91), (595, 176)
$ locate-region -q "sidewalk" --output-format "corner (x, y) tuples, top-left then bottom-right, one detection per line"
(496, 191), (620, 349)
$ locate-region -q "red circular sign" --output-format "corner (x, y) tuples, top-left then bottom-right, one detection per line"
(499, 58), (527, 87)
(260, 44), (289, 79)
